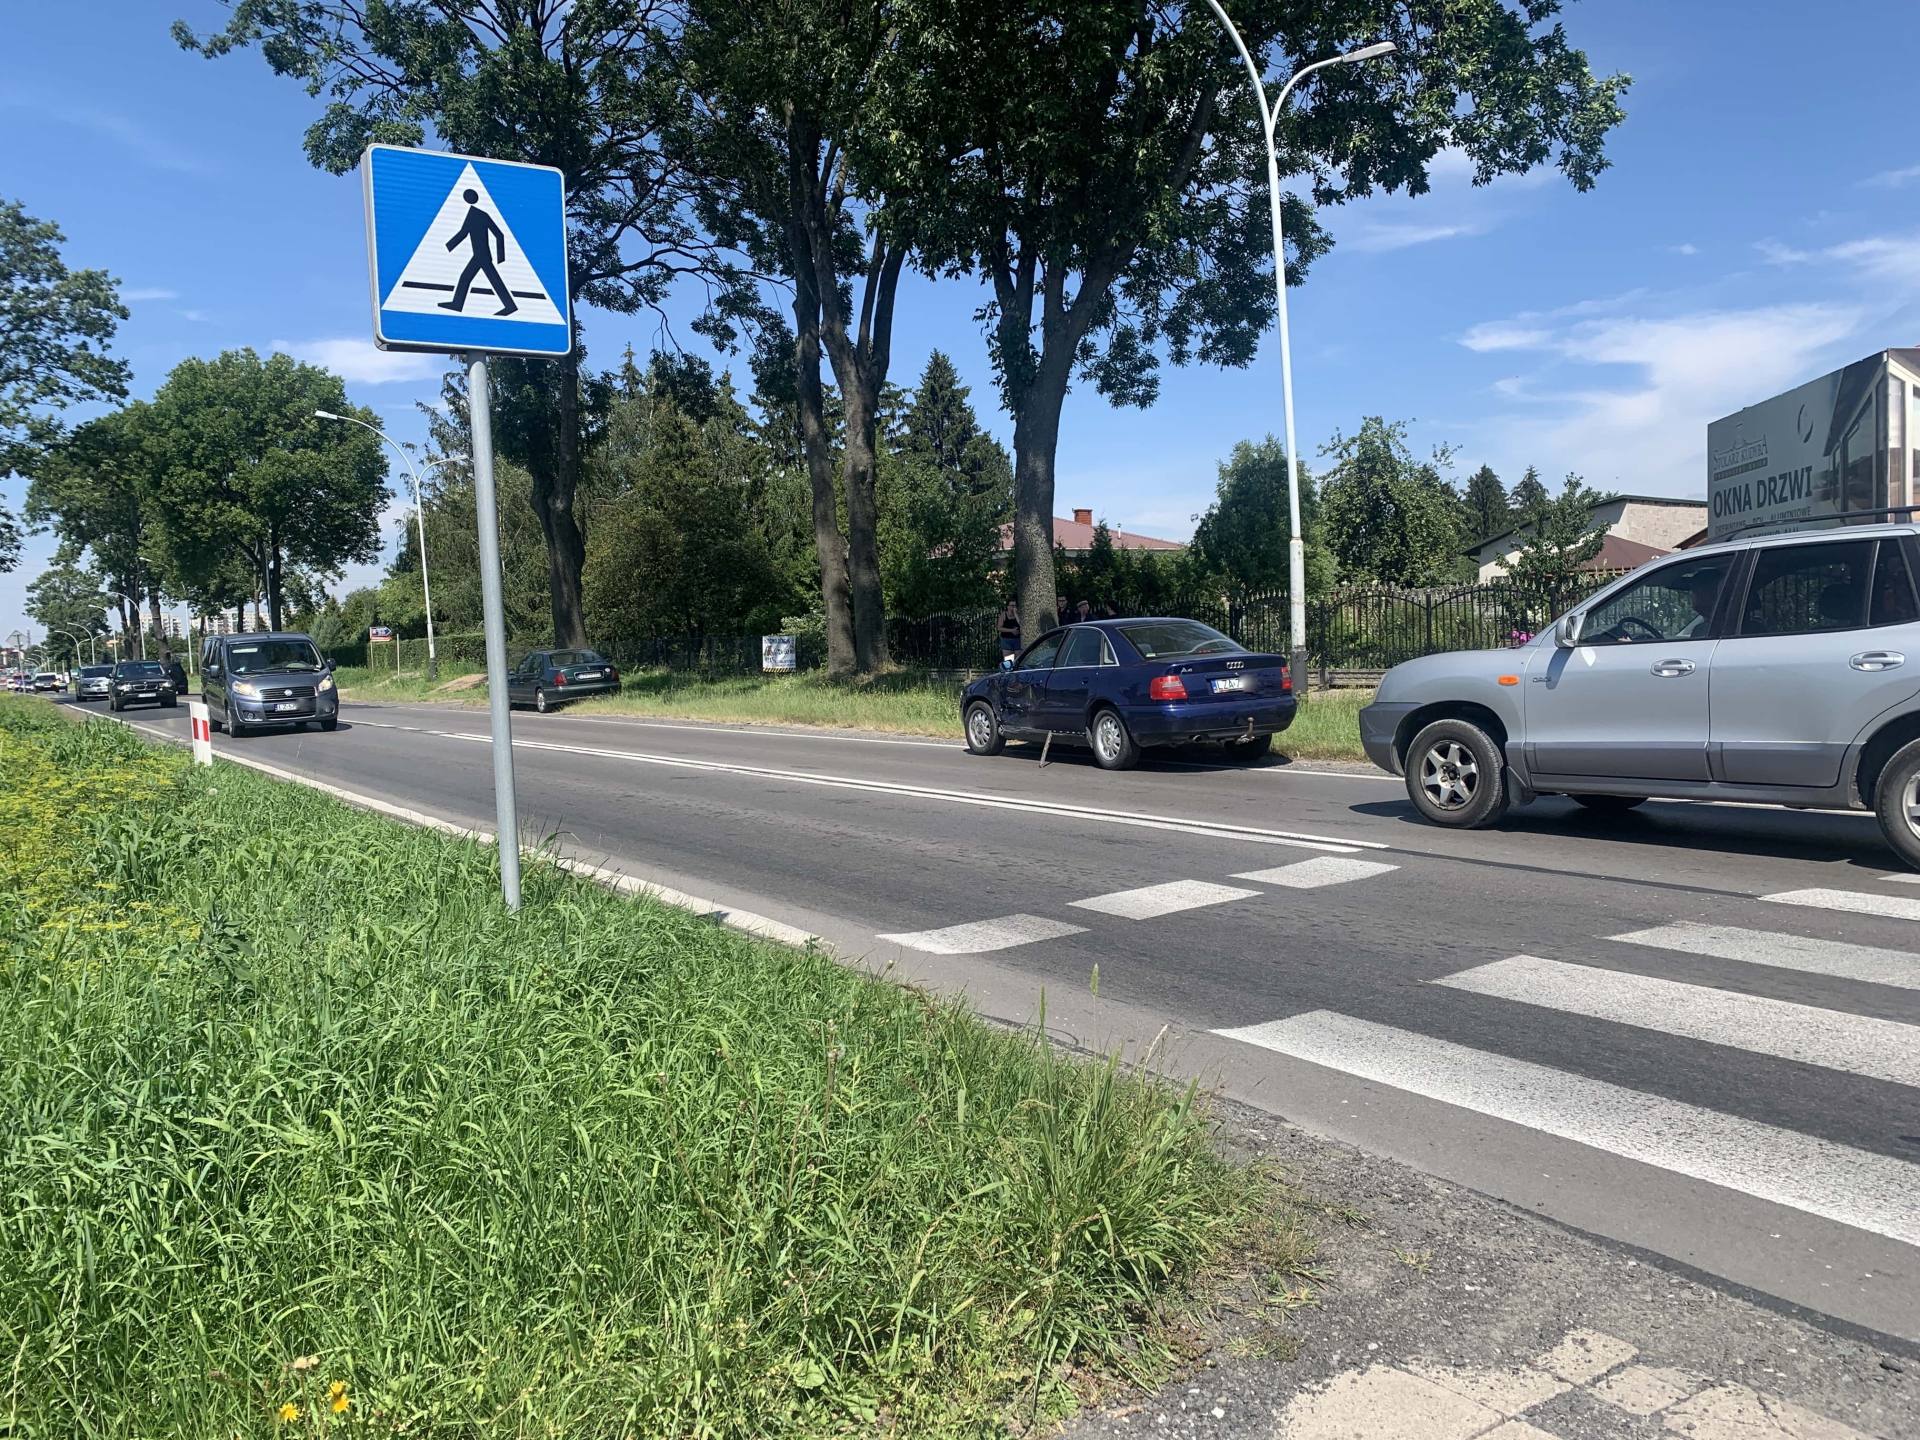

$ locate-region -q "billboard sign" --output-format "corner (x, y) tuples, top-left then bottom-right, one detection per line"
(1707, 352), (1908, 540)
(761, 634), (797, 672)
(369, 625), (394, 643)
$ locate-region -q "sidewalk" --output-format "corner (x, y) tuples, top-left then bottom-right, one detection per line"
(1063, 1100), (1915, 1440)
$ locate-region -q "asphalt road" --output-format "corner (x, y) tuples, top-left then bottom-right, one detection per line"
(80, 694), (1920, 1350)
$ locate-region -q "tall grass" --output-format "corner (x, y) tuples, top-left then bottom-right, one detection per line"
(0, 698), (1271, 1437)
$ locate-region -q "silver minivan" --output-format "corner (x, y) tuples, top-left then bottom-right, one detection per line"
(1361, 521), (1920, 867)
(199, 632), (340, 736)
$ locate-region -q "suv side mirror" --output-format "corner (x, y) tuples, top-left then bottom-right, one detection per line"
(325, 658), (336, 672)
(1555, 612), (1585, 648)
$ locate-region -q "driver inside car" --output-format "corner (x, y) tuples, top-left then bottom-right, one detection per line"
(1675, 571), (1722, 639)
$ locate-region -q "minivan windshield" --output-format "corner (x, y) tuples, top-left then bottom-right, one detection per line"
(226, 639), (323, 675)
(1118, 620), (1245, 659)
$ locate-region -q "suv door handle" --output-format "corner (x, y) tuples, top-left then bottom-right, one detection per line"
(1650, 659), (1696, 677)
(1851, 650), (1906, 672)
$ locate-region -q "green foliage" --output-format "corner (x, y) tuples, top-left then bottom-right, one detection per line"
(0, 199), (129, 552)
(1188, 437), (1335, 597)
(24, 561), (109, 665)
(1319, 418), (1468, 586)
(1507, 464), (1549, 516)
(143, 349), (388, 630)
(24, 405), (170, 631)
(1503, 473), (1611, 592)
(0, 703), (1256, 1435)
(878, 352), (1012, 617)
(1462, 464), (1510, 547)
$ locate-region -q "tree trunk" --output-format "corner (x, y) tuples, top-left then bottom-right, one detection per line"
(530, 352), (590, 648)
(266, 527), (284, 631)
(786, 120), (855, 678)
(838, 380), (887, 672)
(1010, 382), (1066, 646)
(147, 589), (165, 658)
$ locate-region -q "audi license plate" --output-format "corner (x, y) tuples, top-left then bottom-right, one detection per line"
(1210, 676), (1248, 693)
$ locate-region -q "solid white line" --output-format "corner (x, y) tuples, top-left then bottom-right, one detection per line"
(1069, 879), (1259, 920)
(85, 709), (822, 949)
(417, 727), (1384, 853)
(1763, 888), (1920, 923)
(1879, 872), (1920, 884)
(877, 913), (1088, 955)
(1233, 857), (1400, 888)
(369, 706), (965, 749)
(1435, 955), (1920, 1088)
(1610, 923), (1920, 992)
(1214, 1010), (1920, 1247)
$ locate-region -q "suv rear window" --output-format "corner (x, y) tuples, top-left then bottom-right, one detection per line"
(1118, 620), (1242, 659)
(1739, 540), (1873, 636)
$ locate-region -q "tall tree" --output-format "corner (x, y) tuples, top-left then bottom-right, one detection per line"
(177, 1), (748, 649)
(144, 350), (388, 630)
(675, 0), (934, 675)
(1188, 436), (1333, 596)
(1504, 473), (1609, 594)
(1319, 417), (1465, 586)
(1507, 464), (1549, 516)
(1, 199), (129, 571)
(902, 0), (1626, 643)
(25, 559), (110, 667)
(1462, 463), (1509, 545)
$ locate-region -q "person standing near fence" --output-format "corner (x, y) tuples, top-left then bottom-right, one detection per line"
(999, 601), (1022, 657)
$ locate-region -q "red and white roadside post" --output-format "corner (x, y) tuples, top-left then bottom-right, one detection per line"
(188, 699), (213, 767)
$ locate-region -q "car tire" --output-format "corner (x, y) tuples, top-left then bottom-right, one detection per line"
(1572, 794), (1646, 815)
(964, 701), (1005, 756)
(228, 711), (246, 739)
(318, 715), (339, 732)
(1089, 707), (1141, 771)
(1405, 718), (1508, 829)
(1224, 733), (1273, 762)
(534, 687), (550, 714)
(162, 697), (177, 709)
(1872, 737), (1920, 871)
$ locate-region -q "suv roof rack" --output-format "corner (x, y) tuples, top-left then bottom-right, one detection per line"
(1714, 505), (1920, 542)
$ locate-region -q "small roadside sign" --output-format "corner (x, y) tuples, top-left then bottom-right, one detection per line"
(369, 625), (394, 643)
(361, 145), (571, 359)
(188, 700), (212, 766)
(762, 635), (797, 672)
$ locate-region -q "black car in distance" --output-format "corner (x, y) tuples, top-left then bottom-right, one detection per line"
(108, 659), (177, 711)
(506, 647), (621, 713)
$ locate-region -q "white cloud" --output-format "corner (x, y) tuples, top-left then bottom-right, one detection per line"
(177, 308), (212, 324)
(1863, 163), (1920, 190)
(271, 337), (442, 385)
(1344, 220), (1484, 254)
(1460, 321), (1553, 353)
(123, 287), (178, 302)
(1826, 234), (1920, 288)
(1756, 239), (1812, 265)
(1668, 243), (1698, 257)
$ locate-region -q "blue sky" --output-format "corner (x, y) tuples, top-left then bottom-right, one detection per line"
(5, 0), (1920, 639)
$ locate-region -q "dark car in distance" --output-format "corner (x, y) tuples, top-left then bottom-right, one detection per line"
(108, 659), (177, 711)
(506, 648), (621, 713)
(962, 618), (1294, 770)
(72, 664), (114, 701)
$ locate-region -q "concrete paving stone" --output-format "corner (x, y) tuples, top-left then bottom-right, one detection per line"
(1591, 1365), (1704, 1418)
(1275, 1365), (1504, 1439)
(1661, 1383), (1879, 1439)
(1404, 1360), (1572, 1417)
(1535, 1329), (1639, 1385)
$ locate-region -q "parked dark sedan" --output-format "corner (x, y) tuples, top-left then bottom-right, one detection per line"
(71, 664), (115, 701)
(108, 659), (178, 711)
(507, 648), (621, 713)
(962, 618), (1294, 770)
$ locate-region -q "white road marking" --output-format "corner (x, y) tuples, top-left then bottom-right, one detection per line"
(1214, 1010), (1920, 1246)
(876, 914), (1088, 955)
(1070, 879), (1259, 920)
(1234, 857), (1400, 888)
(404, 726), (1383, 853)
(1879, 872), (1920, 883)
(1763, 887), (1920, 923)
(1610, 923), (1920, 991)
(1435, 955), (1920, 1087)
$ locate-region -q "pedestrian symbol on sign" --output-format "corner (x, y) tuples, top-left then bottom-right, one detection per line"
(440, 190), (518, 316)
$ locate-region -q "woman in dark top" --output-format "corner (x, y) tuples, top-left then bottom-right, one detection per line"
(998, 601), (1022, 656)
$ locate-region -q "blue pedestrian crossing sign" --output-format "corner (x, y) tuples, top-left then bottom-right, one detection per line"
(361, 145), (571, 358)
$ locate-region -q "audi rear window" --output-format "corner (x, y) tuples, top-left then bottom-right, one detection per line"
(1118, 620), (1244, 659)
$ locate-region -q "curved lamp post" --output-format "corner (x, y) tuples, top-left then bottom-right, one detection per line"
(1199, 3), (1394, 694)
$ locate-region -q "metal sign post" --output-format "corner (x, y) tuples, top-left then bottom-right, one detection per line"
(361, 144), (570, 914)
(466, 353), (522, 911)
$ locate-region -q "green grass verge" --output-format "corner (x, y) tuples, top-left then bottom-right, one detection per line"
(342, 662), (1372, 762)
(0, 695), (1301, 1437)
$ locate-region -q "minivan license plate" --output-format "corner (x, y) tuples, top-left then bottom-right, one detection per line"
(273, 702), (300, 712)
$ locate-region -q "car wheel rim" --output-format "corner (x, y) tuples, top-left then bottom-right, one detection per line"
(1420, 740), (1479, 811)
(968, 707), (992, 749)
(536, 690), (547, 712)
(1094, 714), (1123, 761)
(1904, 773), (1920, 842)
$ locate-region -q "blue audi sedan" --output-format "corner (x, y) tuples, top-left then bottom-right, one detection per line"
(961, 618), (1294, 769)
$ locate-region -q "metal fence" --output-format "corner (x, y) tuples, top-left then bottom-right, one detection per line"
(326, 571), (1632, 682)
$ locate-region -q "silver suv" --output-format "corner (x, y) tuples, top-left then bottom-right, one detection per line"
(1361, 521), (1920, 867)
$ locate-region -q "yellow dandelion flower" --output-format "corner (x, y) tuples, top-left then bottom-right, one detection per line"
(278, 1401), (301, 1422)
(331, 1390), (350, 1415)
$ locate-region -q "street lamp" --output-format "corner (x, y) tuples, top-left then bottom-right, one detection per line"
(110, 591), (149, 660)
(1200, 5), (1394, 695)
(52, 627), (94, 667)
(316, 410), (458, 681)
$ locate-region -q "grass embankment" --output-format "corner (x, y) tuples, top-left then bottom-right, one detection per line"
(341, 662), (1373, 760)
(0, 697), (1305, 1437)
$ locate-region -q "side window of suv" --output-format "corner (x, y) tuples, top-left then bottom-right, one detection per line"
(1738, 540), (1874, 636)
(1582, 556), (1736, 645)
(1870, 541), (1920, 626)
